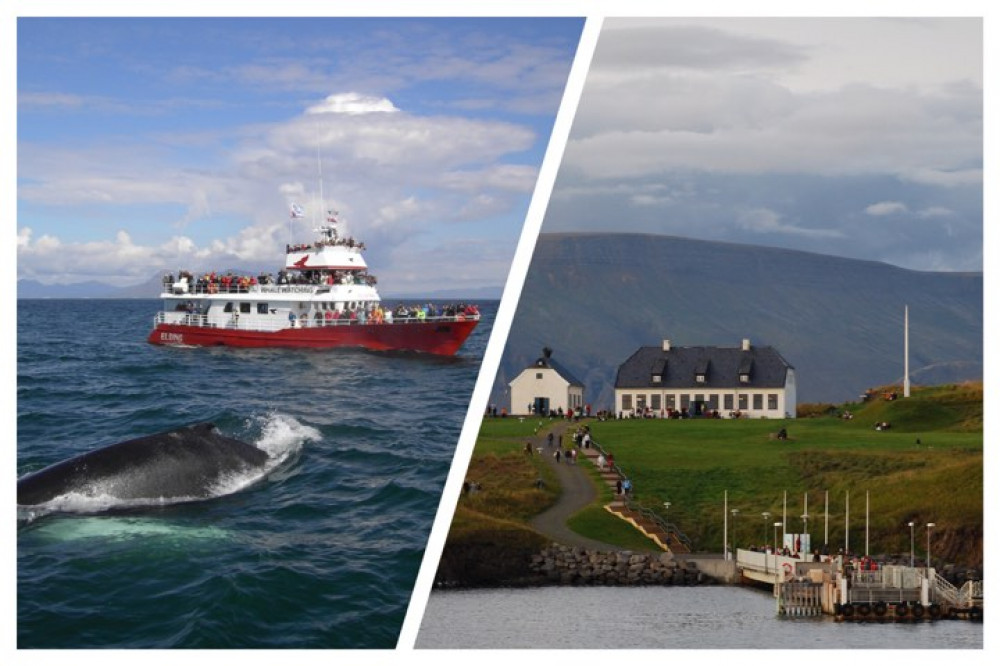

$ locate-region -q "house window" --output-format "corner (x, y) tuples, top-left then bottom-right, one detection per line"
(724, 394), (733, 410)
(622, 394), (633, 410)
(768, 394), (778, 410)
(637, 395), (647, 411)
(738, 394), (748, 410)
(652, 374), (662, 383)
(740, 373), (750, 384)
(651, 394), (661, 410)
(696, 374), (706, 383)
(753, 394), (763, 410)
(665, 394), (676, 410)
(536, 373), (543, 379)
(707, 395), (719, 410)
(680, 394), (690, 409)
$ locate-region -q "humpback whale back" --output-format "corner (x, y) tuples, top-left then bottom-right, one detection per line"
(17, 422), (271, 509)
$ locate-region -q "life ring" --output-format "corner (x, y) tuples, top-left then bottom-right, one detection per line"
(782, 562), (793, 578)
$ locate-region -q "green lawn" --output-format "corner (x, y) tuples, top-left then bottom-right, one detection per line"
(585, 384), (982, 563)
(448, 384), (982, 568)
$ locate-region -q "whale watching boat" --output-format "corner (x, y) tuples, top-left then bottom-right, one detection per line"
(148, 212), (480, 355)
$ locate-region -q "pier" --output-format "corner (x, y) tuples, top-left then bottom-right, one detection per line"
(735, 549), (983, 620)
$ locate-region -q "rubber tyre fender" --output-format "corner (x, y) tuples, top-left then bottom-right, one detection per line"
(857, 603), (872, 618)
(911, 603), (925, 619)
(873, 602), (887, 617)
(928, 604), (942, 619)
(842, 604), (855, 618)
(894, 603), (909, 617)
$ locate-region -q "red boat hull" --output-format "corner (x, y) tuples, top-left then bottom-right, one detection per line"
(148, 318), (479, 356)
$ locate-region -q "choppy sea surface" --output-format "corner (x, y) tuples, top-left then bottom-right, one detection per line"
(17, 298), (495, 649)
(416, 586), (983, 649)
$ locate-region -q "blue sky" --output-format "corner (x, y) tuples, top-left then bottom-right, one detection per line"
(546, 17), (983, 273)
(17, 17), (583, 292)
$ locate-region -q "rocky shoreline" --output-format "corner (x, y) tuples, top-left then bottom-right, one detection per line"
(529, 545), (713, 586)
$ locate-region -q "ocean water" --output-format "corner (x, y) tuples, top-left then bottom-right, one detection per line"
(417, 586), (984, 649)
(16, 298), (495, 649)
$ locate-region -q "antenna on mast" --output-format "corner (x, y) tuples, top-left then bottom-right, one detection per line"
(317, 144), (324, 227)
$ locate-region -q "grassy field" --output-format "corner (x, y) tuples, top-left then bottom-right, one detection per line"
(586, 383), (982, 565)
(441, 383), (982, 577)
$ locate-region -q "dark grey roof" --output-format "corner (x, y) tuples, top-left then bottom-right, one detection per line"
(518, 351), (585, 388)
(615, 343), (793, 390)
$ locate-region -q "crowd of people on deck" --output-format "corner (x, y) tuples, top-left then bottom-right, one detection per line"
(286, 235), (366, 254)
(164, 268), (380, 295)
(291, 302), (479, 327)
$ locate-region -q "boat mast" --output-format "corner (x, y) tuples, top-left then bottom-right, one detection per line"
(317, 144), (324, 229)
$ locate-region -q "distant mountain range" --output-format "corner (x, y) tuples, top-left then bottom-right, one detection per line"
(494, 233), (982, 406)
(17, 273), (502, 301)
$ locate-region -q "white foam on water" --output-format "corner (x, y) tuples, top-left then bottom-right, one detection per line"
(24, 516), (230, 542)
(252, 411), (321, 460)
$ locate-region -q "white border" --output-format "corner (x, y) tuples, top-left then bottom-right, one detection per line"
(6, 2), (995, 664)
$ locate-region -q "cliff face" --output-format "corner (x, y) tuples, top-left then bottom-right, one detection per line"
(496, 233), (982, 407)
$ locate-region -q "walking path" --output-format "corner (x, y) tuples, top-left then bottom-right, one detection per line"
(528, 418), (690, 554)
(528, 420), (621, 551)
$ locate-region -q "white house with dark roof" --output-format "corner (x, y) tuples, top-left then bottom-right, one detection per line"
(509, 347), (585, 416)
(614, 338), (796, 419)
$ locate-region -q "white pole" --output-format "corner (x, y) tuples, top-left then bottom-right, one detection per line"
(824, 490), (829, 548)
(904, 305), (911, 398)
(845, 491), (850, 554)
(724, 490), (729, 561)
(865, 490), (870, 556)
(783, 490), (787, 549)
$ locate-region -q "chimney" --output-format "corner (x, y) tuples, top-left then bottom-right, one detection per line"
(662, 339), (671, 351)
(741, 338), (751, 351)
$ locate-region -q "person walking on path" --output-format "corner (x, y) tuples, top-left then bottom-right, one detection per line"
(529, 420), (621, 551)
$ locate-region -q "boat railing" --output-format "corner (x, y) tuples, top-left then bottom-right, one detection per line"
(155, 311), (479, 331)
(160, 281), (383, 297)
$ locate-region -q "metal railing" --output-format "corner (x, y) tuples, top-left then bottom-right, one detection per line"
(623, 500), (694, 551)
(155, 311), (479, 331)
(588, 434), (693, 551)
(932, 572), (982, 609)
(160, 280), (377, 297)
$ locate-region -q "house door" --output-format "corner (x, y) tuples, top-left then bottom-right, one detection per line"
(533, 397), (550, 416)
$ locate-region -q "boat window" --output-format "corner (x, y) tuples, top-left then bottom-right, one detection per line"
(240, 302), (251, 314)
(224, 302), (234, 313)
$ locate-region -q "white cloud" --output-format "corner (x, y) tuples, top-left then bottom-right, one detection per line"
(736, 207), (843, 239)
(865, 201), (908, 216)
(305, 92), (399, 115)
(17, 91), (540, 287)
(917, 206), (956, 218)
(563, 19), (981, 188)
